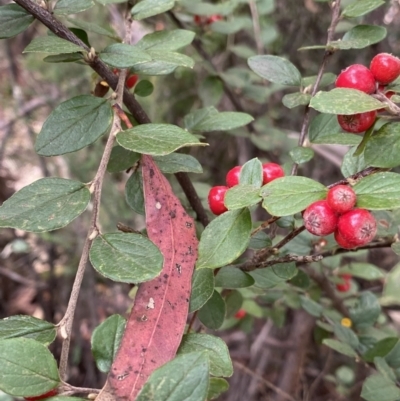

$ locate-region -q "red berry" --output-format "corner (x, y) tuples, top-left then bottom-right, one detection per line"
(226, 166), (241, 187)
(335, 64), (376, 94)
(334, 229), (358, 249)
(370, 53), (400, 85)
(208, 186), (228, 215)
(336, 279), (351, 292)
(194, 15), (206, 25)
(303, 200), (338, 236)
(235, 309), (246, 319)
(336, 208), (377, 247)
(24, 389), (58, 401)
(327, 185), (357, 214)
(337, 111), (376, 133)
(262, 163), (284, 185)
(207, 14), (223, 24)
(126, 74), (139, 89)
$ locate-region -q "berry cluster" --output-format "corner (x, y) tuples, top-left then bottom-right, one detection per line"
(193, 14), (223, 26)
(336, 53), (400, 133)
(336, 273), (352, 293)
(208, 162), (285, 215)
(303, 185), (377, 249)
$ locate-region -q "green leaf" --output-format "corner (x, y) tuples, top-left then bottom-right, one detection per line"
(35, 96), (113, 156)
(300, 296), (323, 317)
(53, 0), (94, 15)
(353, 172), (400, 210)
(224, 185), (262, 210)
(333, 324), (359, 348)
(214, 266), (255, 289)
(125, 169), (145, 215)
(289, 147), (314, 164)
(0, 4), (34, 39)
(249, 231), (272, 250)
(364, 123), (400, 168)
(117, 124), (206, 156)
(99, 44), (151, 68)
(131, 0), (175, 20)
(196, 209), (252, 269)
(107, 146), (140, 173)
(189, 269), (214, 313)
(363, 338), (399, 363)
(323, 339), (358, 358)
(330, 25), (387, 49)
(89, 233), (163, 283)
(0, 316), (56, 345)
(240, 158), (263, 187)
(350, 291), (381, 329)
(0, 178), (90, 232)
(309, 113), (362, 146)
(23, 36), (83, 54)
(210, 19), (248, 34)
(341, 146), (368, 177)
(374, 356), (397, 382)
(302, 73), (336, 88)
(249, 263), (297, 289)
(136, 352), (209, 401)
(340, 262), (384, 280)
(207, 378), (229, 400)
(382, 263), (400, 306)
(43, 53), (83, 63)
(282, 93), (311, 109)
(153, 153), (203, 174)
(193, 112), (254, 132)
(0, 338), (59, 397)
(184, 107), (218, 131)
(225, 290), (243, 318)
(248, 55), (302, 86)
(91, 315), (126, 373)
(134, 80), (154, 97)
(199, 77), (224, 107)
(130, 50), (194, 75)
(361, 373), (400, 401)
(136, 29), (195, 52)
(261, 176), (327, 216)
(343, 0), (385, 18)
(178, 334), (233, 377)
(310, 88), (383, 115)
(198, 291), (226, 330)
(66, 17), (118, 39)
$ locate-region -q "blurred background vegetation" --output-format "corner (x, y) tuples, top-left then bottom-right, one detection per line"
(1, 0), (400, 400)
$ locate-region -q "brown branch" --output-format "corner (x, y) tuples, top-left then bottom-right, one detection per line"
(291, 0), (342, 175)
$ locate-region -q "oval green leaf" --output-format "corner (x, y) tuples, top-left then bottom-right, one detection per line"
(248, 55), (302, 86)
(23, 36), (83, 54)
(310, 88), (383, 115)
(53, 0), (94, 15)
(0, 4), (34, 39)
(261, 176), (327, 216)
(189, 268), (215, 313)
(178, 333), (233, 377)
(153, 153), (203, 174)
(99, 43), (151, 68)
(330, 25), (387, 49)
(131, 0), (175, 20)
(0, 178), (90, 232)
(117, 124), (206, 156)
(240, 158), (263, 187)
(198, 291), (226, 330)
(0, 316), (56, 345)
(91, 314), (126, 373)
(0, 338), (59, 397)
(225, 185), (262, 210)
(89, 233), (163, 283)
(354, 172), (400, 210)
(196, 208), (252, 269)
(343, 0), (385, 18)
(107, 146), (140, 173)
(35, 96), (113, 156)
(125, 169), (145, 215)
(136, 351), (209, 401)
(282, 93), (311, 109)
(215, 266), (254, 289)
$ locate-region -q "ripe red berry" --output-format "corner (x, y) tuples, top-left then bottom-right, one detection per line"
(24, 389), (58, 401)
(370, 53), (400, 85)
(262, 163), (284, 185)
(126, 74), (139, 89)
(327, 185), (357, 214)
(226, 166), (241, 187)
(235, 309), (246, 319)
(336, 277), (351, 292)
(336, 208), (377, 247)
(334, 229), (358, 249)
(337, 111), (376, 133)
(303, 200), (338, 236)
(335, 64), (376, 94)
(208, 186), (228, 215)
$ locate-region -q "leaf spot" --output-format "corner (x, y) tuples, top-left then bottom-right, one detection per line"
(146, 297), (155, 309)
(117, 372), (129, 380)
(155, 202), (162, 209)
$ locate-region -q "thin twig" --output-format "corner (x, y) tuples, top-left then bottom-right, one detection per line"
(233, 360), (299, 401)
(291, 0), (342, 176)
(248, 0), (263, 54)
